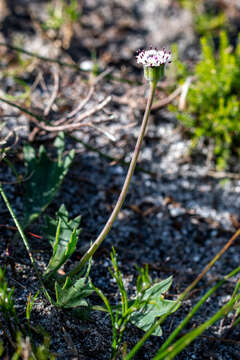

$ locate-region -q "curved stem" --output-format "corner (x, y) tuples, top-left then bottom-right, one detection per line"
(68, 81), (157, 277)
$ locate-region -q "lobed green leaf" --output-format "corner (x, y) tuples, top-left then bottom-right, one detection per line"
(43, 204), (81, 279)
(23, 132), (74, 226)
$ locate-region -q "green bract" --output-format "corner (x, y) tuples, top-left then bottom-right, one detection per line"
(144, 65), (165, 84)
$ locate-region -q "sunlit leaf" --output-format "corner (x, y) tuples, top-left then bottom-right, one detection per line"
(43, 204), (81, 279)
(55, 276), (93, 308)
(130, 277), (178, 336)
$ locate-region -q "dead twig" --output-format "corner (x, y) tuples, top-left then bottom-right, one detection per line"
(54, 67), (113, 126)
(38, 70), (49, 93)
(93, 67), (113, 84)
(112, 85), (182, 111)
(44, 67), (60, 116)
(0, 129), (14, 146)
(54, 85), (95, 125)
(206, 170), (240, 180)
(30, 96), (112, 132)
(89, 123), (116, 141)
(0, 95), (111, 134)
(178, 76), (195, 111)
(0, 125), (26, 156)
(151, 85), (182, 111)
(200, 334), (240, 346)
(30, 71), (43, 93)
(28, 126), (40, 142)
(75, 95), (111, 123)
(29, 69), (57, 141)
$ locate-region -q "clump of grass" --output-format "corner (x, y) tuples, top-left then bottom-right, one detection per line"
(0, 268), (55, 359)
(0, 267), (16, 325)
(171, 31), (240, 170)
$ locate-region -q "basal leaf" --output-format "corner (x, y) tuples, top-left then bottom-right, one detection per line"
(45, 228), (78, 279)
(43, 204), (81, 247)
(55, 277), (93, 308)
(130, 299), (178, 336)
(130, 276), (178, 336)
(141, 276), (173, 301)
(43, 204), (81, 279)
(23, 132), (74, 226)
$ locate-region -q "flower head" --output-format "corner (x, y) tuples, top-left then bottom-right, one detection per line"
(136, 47), (172, 67)
(136, 47), (171, 84)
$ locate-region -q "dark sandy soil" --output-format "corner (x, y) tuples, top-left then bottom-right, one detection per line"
(1, 1), (240, 359)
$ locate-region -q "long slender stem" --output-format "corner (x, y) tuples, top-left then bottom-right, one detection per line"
(68, 82), (157, 277)
(0, 183), (52, 304)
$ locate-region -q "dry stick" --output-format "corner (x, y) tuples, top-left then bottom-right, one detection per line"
(112, 84), (182, 111)
(0, 224), (43, 239)
(30, 71), (43, 93)
(70, 87), (95, 123)
(44, 67), (60, 116)
(29, 67), (60, 141)
(0, 95), (111, 132)
(54, 86), (95, 125)
(151, 85), (182, 111)
(206, 170), (240, 180)
(45, 68), (113, 126)
(178, 76), (194, 111)
(183, 228), (240, 296)
(0, 170), (34, 185)
(0, 129), (14, 145)
(200, 335), (240, 346)
(28, 96), (112, 132)
(67, 81), (157, 278)
(0, 97), (155, 177)
(0, 125), (26, 147)
(88, 123), (116, 142)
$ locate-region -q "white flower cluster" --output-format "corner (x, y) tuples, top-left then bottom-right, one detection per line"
(136, 47), (172, 67)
